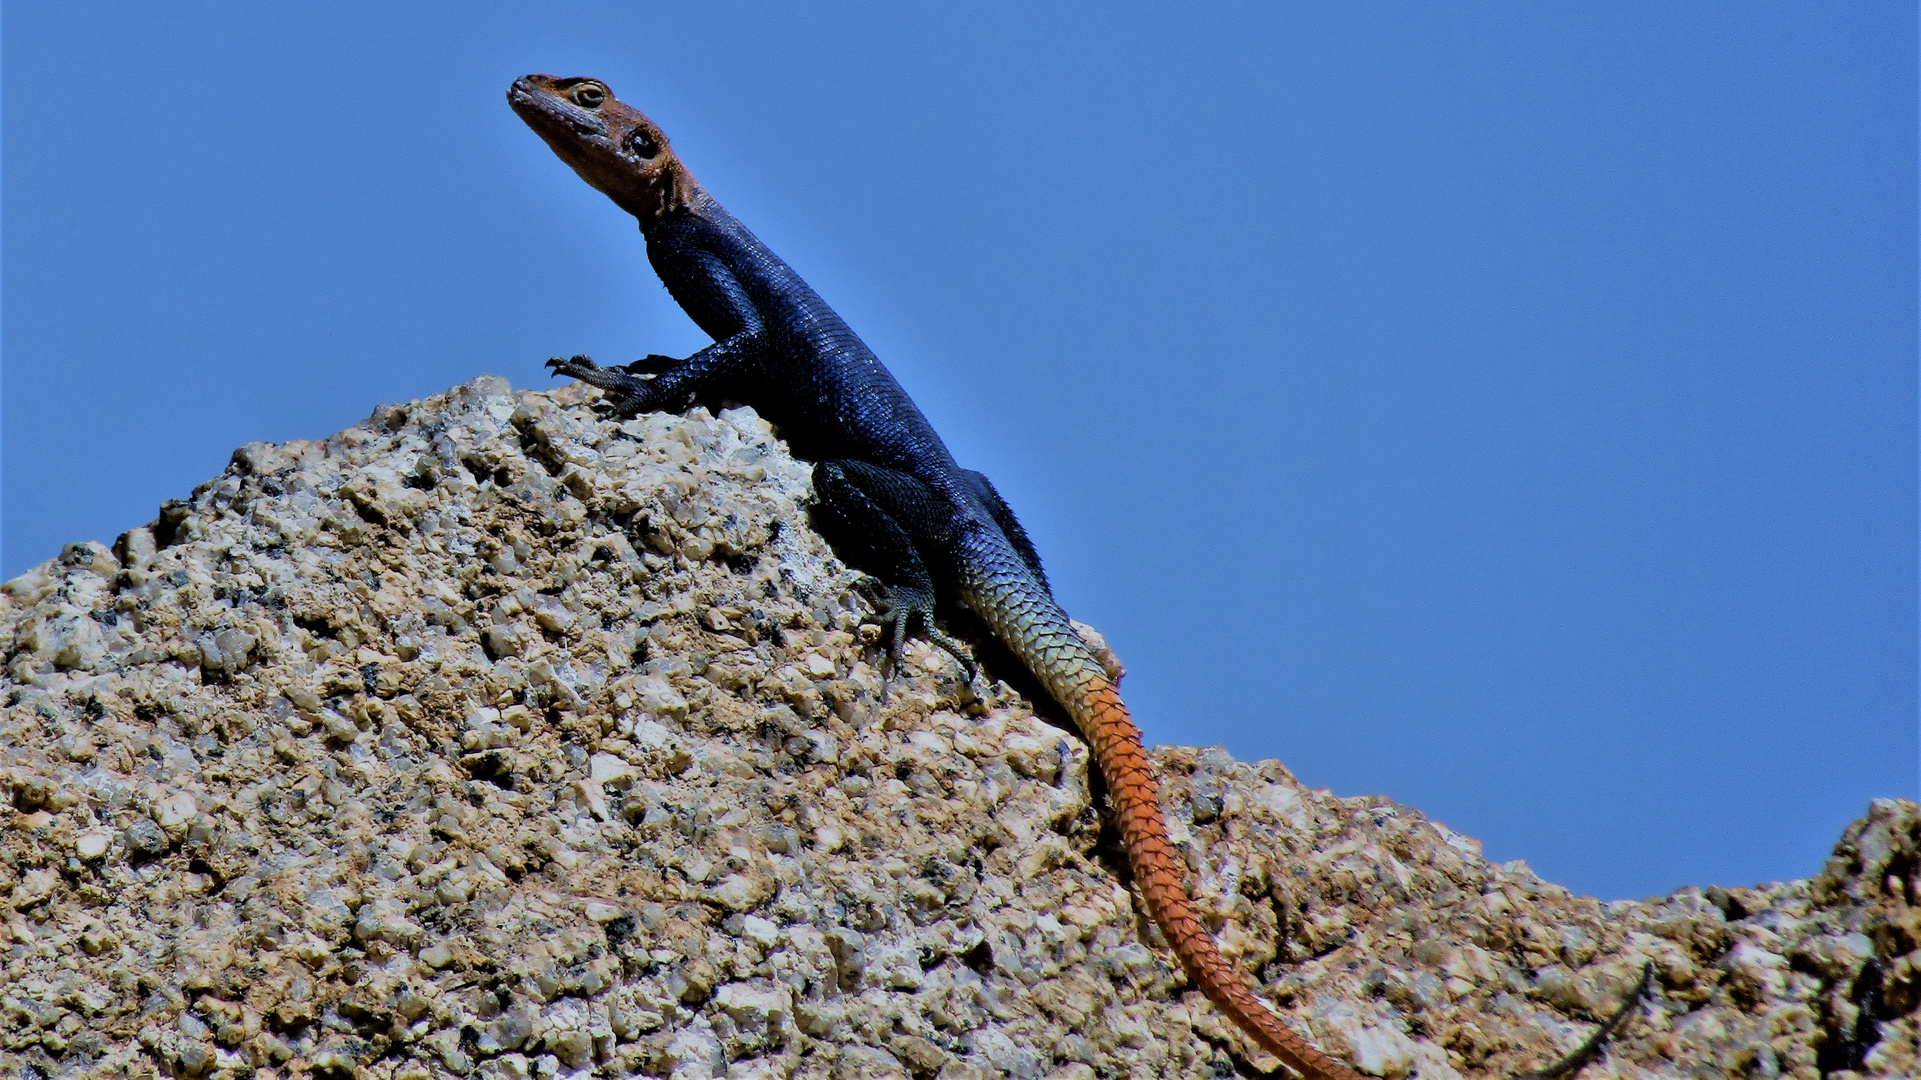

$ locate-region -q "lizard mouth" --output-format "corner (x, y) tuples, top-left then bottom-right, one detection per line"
(508, 79), (606, 141)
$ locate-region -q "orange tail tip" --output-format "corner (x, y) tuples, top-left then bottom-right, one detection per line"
(1074, 682), (1365, 1080)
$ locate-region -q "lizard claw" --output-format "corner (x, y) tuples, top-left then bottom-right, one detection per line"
(860, 581), (976, 684)
(547, 352), (687, 421)
(546, 354), (601, 380)
(921, 622), (977, 683)
(549, 354), (637, 393)
(547, 355), (656, 418)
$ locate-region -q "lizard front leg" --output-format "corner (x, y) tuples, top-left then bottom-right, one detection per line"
(547, 328), (761, 418)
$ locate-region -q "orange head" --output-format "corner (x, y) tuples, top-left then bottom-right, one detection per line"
(508, 74), (699, 226)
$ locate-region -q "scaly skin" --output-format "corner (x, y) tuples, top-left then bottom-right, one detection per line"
(508, 71), (1365, 1079)
(962, 558), (1367, 1080)
(509, 74), (1644, 1080)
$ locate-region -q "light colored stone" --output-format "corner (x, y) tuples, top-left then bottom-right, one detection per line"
(0, 377), (1909, 1080)
(74, 830), (111, 860)
(1351, 1022), (1418, 1078)
(588, 753), (635, 786)
(154, 790), (196, 832)
(740, 915), (780, 949)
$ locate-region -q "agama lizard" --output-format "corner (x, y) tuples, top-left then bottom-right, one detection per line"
(509, 74), (1647, 1080)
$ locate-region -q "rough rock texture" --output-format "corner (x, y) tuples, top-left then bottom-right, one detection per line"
(0, 376), (1912, 1080)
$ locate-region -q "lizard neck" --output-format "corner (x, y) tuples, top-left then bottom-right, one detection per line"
(634, 159), (709, 232)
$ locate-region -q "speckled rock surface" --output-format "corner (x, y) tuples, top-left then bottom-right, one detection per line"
(0, 375), (1912, 1080)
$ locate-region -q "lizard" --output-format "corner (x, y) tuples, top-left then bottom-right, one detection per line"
(508, 73), (1650, 1080)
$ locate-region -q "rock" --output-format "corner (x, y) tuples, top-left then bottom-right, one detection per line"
(1350, 1022), (1419, 1078)
(0, 375), (1913, 1079)
(123, 818), (166, 858)
(153, 790), (196, 833)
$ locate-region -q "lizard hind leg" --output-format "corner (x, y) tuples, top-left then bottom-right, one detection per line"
(857, 579), (975, 690)
(918, 621), (977, 682)
(811, 461), (975, 686)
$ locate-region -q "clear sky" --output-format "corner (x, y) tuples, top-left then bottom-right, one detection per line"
(4, 5), (1914, 901)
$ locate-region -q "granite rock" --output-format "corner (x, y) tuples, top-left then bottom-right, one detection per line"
(0, 376), (1912, 1079)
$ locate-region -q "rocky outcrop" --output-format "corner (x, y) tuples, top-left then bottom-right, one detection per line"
(0, 376), (1912, 1079)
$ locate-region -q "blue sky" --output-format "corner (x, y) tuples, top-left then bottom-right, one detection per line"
(4, 5), (1914, 901)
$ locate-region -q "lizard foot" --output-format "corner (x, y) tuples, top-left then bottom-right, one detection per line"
(859, 581), (976, 685)
(546, 355), (659, 418)
(546, 353), (608, 383)
(547, 354), (648, 393)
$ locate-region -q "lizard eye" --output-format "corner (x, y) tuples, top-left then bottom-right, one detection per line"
(573, 84), (606, 108)
(629, 130), (659, 160)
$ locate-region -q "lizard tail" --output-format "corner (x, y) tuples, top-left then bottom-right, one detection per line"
(1073, 679), (1367, 1080)
(958, 559), (1362, 1080)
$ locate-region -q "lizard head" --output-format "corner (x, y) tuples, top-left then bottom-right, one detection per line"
(508, 74), (698, 227)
